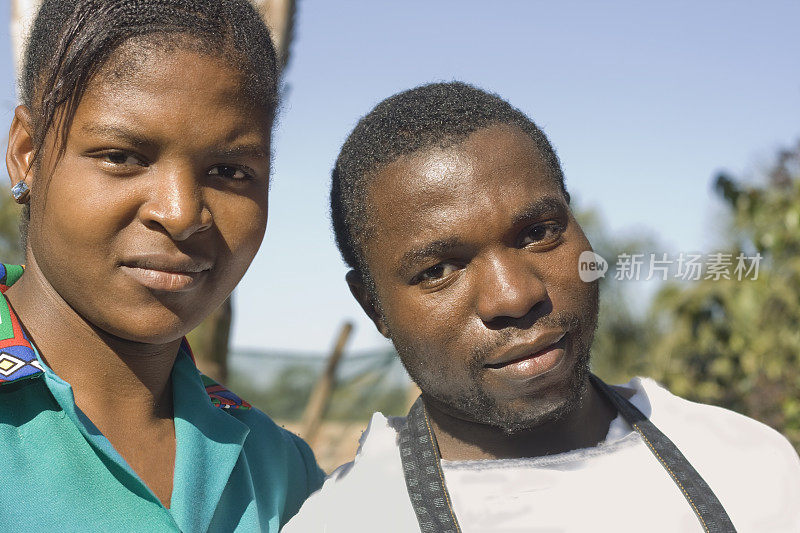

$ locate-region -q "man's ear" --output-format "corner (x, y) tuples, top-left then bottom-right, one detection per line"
(6, 105), (36, 191)
(345, 270), (390, 338)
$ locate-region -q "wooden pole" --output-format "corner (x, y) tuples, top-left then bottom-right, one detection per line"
(406, 381), (421, 411)
(10, 0), (41, 83)
(300, 322), (353, 446)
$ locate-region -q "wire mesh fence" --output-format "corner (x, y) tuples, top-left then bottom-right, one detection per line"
(227, 345), (413, 472)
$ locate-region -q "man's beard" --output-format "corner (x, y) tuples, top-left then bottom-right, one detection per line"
(390, 290), (599, 435)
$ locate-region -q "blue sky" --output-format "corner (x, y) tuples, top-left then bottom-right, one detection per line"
(1, 1), (799, 353)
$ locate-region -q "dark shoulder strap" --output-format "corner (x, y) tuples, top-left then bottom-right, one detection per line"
(398, 397), (462, 533)
(399, 380), (737, 533)
(590, 374), (737, 533)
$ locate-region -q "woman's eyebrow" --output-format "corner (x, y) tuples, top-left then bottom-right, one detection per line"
(79, 123), (153, 146)
(210, 144), (269, 160)
(79, 123), (268, 160)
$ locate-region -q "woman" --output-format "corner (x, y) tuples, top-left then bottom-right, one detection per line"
(0, 0), (323, 530)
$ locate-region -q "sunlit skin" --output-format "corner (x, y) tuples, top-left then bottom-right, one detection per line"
(4, 41), (271, 506)
(348, 125), (619, 460)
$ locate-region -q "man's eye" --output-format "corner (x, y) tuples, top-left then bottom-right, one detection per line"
(418, 262), (460, 282)
(520, 222), (564, 246)
(208, 165), (251, 180)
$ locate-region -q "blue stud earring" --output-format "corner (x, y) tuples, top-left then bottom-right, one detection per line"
(11, 182), (30, 204)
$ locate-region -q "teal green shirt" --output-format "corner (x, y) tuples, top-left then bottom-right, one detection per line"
(0, 264), (324, 531)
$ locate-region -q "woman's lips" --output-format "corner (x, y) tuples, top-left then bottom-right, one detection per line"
(120, 265), (208, 291)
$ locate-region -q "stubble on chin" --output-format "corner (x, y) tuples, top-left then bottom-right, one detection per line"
(392, 285), (599, 435)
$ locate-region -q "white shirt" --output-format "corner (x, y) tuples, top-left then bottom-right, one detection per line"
(283, 378), (800, 532)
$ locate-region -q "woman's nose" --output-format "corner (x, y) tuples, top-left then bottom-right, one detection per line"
(138, 166), (213, 241)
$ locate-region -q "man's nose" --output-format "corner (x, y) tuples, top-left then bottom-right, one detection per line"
(139, 166), (213, 241)
(475, 251), (547, 325)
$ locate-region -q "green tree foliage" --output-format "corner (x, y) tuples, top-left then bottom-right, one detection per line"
(576, 205), (658, 384)
(647, 141), (800, 448)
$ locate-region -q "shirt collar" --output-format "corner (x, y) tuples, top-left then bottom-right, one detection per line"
(0, 263), (249, 410)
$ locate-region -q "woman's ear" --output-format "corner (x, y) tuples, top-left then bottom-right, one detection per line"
(345, 269), (390, 338)
(6, 105), (36, 195)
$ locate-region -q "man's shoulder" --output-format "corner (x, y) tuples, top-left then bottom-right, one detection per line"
(624, 376), (800, 527)
(282, 411), (421, 532)
(626, 376), (794, 453)
(326, 411), (406, 484)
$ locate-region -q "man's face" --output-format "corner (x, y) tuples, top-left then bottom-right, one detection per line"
(359, 125), (599, 433)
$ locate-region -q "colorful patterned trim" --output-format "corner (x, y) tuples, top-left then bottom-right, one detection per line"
(0, 263), (24, 293)
(200, 373), (252, 410)
(0, 263), (252, 411)
(181, 338), (252, 410)
(0, 268), (44, 384)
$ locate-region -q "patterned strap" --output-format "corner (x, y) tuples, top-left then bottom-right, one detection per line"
(589, 374), (737, 533)
(398, 397), (462, 533)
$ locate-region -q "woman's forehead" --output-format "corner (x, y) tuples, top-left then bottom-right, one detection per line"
(74, 47), (270, 143)
(92, 34), (232, 89)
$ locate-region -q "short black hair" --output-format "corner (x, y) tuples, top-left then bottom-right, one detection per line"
(22, 0), (278, 164)
(330, 81), (568, 284)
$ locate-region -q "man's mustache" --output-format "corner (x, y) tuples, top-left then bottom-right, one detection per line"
(468, 312), (585, 367)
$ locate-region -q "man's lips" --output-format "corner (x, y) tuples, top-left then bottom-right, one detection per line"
(483, 332), (567, 380)
(119, 254), (212, 291)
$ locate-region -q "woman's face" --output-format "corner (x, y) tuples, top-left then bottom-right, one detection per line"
(22, 42), (271, 343)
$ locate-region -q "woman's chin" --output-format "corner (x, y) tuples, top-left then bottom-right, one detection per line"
(91, 311), (203, 346)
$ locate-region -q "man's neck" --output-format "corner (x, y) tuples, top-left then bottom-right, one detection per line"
(424, 383), (618, 461)
(5, 258), (180, 424)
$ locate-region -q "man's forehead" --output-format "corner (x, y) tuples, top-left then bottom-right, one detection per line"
(366, 125), (558, 217)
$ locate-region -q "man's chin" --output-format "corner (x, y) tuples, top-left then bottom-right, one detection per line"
(491, 393), (583, 436)
(439, 362), (591, 435)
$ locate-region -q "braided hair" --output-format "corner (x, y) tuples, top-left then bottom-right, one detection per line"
(22, 0), (278, 163)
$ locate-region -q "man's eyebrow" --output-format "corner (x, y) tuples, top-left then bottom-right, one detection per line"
(511, 196), (567, 226)
(398, 236), (464, 276)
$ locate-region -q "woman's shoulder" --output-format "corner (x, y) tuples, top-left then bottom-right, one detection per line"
(201, 374), (325, 489)
(199, 372), (312, 454)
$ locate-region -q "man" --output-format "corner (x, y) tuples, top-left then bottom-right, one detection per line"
(284, 82), (800, 532)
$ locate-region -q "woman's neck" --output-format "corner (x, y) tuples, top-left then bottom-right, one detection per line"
(5, 257), (180, 422)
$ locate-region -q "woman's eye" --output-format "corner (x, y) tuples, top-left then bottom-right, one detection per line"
(418, 262), (460, 282)
(520, 222), (564, 247)
(102, 151), (143, 166)
(208, 165), (251, 180)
